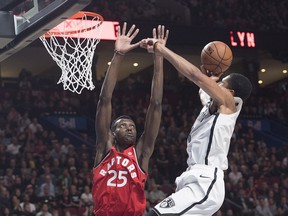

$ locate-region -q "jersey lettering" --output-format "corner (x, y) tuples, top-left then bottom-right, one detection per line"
(99, 156), (138, 179)
(107, 170), (128, 187)
(99, 169), (107, 176)
(122, 158), (129, 166)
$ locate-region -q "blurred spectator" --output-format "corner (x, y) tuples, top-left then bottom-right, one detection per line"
(228, 165), (243, 186)
(60, 137), (71, 155)
(59, 187), (72, 213)
(155, 146), (169, 179)
(1, 207), (11, 216)
(24, 184), (37, 204)
(277, 195), (288, 215)
(254, 196), (273, 216)
(148, 181), (166, 206)
(39, 175), (56, 197)
(39, 165), (56, 186)
(6, 137), (21, 155)
(233, 188), (255, 215)
(3, 168), (15, 190)
(35, 203), (52, 216)
(69, 184), (82, 214)
(19, 193), (36, 214)
(58, 168), (72, 189)
(10, 195), (22, 215)
(28, 118), (43, 138)
(0, 185), (10, 210)
(149, 165), (164, 185)
(80, 185), (93, 207)
(49, 140), (62, 160)
(268, 197), (277, 215)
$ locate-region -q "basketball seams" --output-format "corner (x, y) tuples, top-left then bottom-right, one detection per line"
(201, 41), (232, 74)
(213, 42), (231, 65)
(213, 42), (225, 72)
(202, 49), (230, 67)
(203, 45), (230, 66)
(202, 52), (221, 73)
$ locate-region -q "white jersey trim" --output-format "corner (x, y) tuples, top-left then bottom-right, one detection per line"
(133, 147), (146, 175)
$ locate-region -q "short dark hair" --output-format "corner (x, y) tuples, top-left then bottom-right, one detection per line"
(111, 115), (133, 132)
(226, 73), (252, 100)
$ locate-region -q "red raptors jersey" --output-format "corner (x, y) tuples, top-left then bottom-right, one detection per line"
(92, 146), (148, 216)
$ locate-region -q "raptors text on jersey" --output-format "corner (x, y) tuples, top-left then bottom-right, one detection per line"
(92, 146), (147, 216)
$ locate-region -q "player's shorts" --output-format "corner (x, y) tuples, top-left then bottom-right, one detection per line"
(151, 164), (224, 216)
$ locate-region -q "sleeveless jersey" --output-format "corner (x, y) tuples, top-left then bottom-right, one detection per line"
(92, 146), (147, 216)
(187, 97), (243, 170)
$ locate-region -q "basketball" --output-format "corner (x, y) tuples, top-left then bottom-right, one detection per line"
(201, 41), (233, 76)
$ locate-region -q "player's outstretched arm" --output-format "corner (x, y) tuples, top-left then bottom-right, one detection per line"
(94, 23), (140, 166)
(141, 39), (234, 112)
(137, 25), (169, 173)
(199, 72), (221, 106)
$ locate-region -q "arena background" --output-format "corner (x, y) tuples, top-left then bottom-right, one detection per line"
(0, 0), (287, 216)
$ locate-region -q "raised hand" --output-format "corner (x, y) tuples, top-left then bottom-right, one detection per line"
(115, 22), (140, 54)
(140, 25), (169, 54)
(153, 25), (169, 47)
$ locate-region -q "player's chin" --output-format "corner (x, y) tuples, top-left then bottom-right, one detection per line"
(124, 136), (136, 145)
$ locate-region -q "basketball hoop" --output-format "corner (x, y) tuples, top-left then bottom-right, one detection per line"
(40, 11), (103, 94)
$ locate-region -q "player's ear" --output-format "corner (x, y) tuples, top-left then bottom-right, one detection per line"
(109, 130), (116, 138)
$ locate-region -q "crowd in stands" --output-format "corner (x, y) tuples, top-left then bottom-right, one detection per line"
(0, 71), (287, 215)
(1, 1), (287, 215)
(89, 0), (288, 31)
(7, 0), (288, 31)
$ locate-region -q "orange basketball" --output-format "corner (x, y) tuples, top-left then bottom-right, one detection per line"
(201, 41), (233, 75)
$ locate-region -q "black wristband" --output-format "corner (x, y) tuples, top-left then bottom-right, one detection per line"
(114, 50), (125, 56)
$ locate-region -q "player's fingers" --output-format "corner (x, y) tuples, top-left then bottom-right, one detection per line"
(122, 22), (127, 35)
(131, 41), (140, 50)
(153, 28), (156, 39)
(157, 25), (162, 38)
(164, 29), (169, 41)
(161, 25), (165, 38)
(130, 28), (139, 40)
(139, 43), (147, 49)
(147, 45), (154, 53)
(139, 39), (147, 48)
(117, 25), (121, 37)
(127, 24), (136, 37)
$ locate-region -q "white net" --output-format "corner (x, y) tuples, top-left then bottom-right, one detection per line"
(39, 12), (103, 94)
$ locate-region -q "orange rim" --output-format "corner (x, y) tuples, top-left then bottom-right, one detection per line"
(43, 11), (103, 37)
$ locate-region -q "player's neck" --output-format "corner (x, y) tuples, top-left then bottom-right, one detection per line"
(114, 144), (126, 153)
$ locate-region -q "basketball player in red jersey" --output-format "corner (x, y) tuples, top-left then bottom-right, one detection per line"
(92, 23), (169, 216)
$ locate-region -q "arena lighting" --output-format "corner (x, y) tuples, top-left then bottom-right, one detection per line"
(229, 31), (256, 48)
(52, 20), (120, 40)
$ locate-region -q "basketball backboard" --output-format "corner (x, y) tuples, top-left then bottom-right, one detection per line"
(0, 0), (92, 62)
